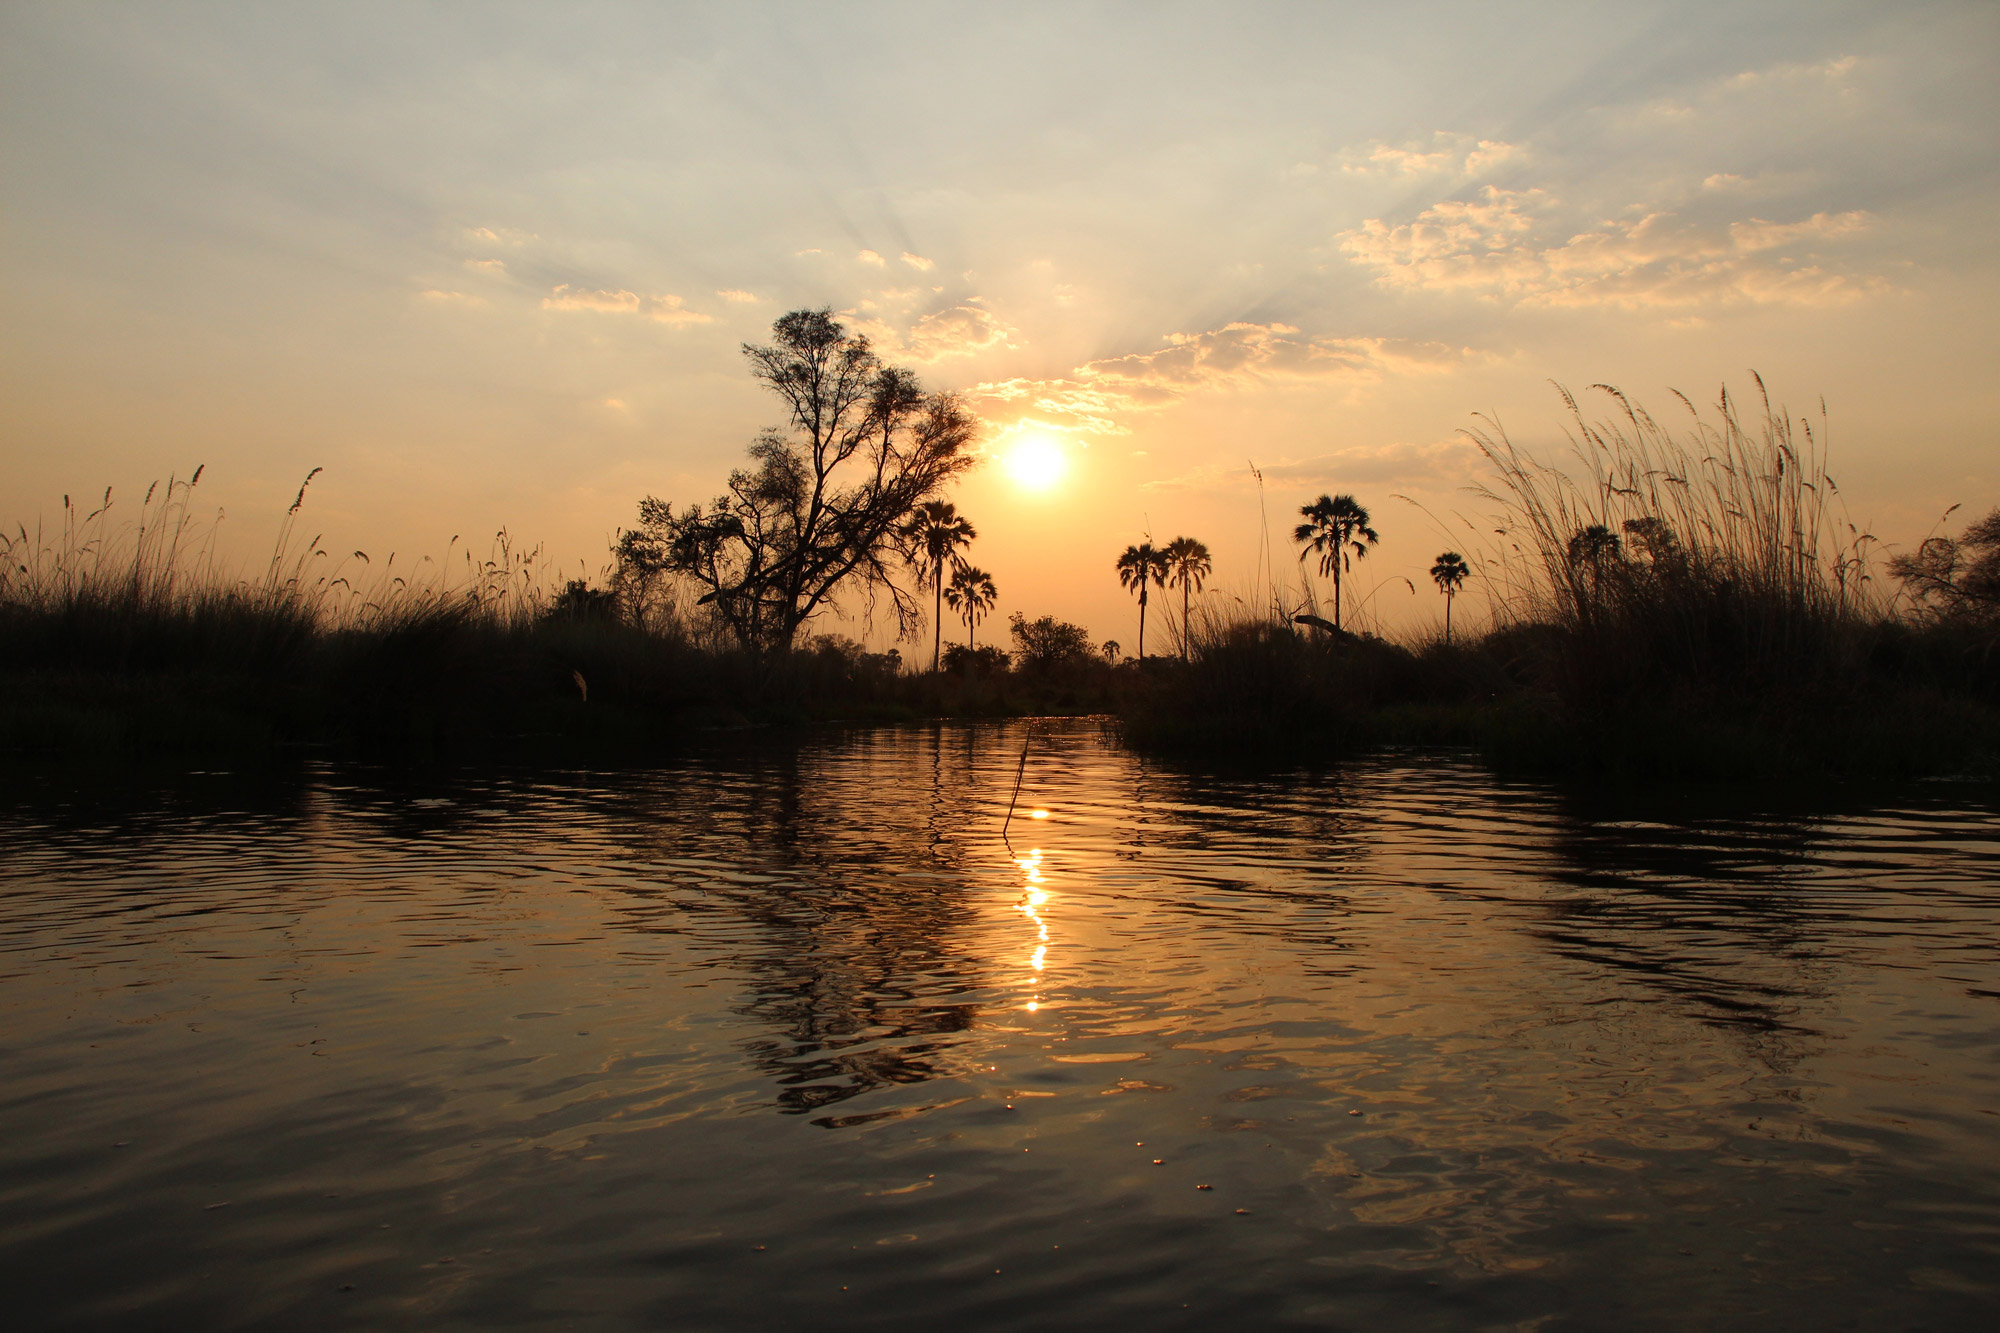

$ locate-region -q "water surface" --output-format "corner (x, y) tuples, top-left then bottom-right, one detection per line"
(3, 721), (1997, 1328)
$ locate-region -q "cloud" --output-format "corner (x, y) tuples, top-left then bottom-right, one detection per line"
(541, 285), (713, 325)
(417, 289), (481, 306)
(857, 249), (887, 267)
(901, 252), (935, 271)
(973, 323), (1469, 436)
(1643, 53), (1863, 121)
(1146, 439), (1480, 493)
(465, 258), (507, 274)
(542, 285), (641, 313)
(647, 294), (713, 326)
(849, 300), (1019, 364)
(1728, 54), (1858, 90)
(716, 288), (761, 303)
(464, 225), (536, 247)
(1334, 131), (1523, 179)
(1338, 186), (1881, 308)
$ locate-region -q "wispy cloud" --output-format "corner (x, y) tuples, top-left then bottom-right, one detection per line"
(901, 252), (935, 271)
(541, 285), (713, 324)
(1727, 53), (1859, 90)
(542, 285), (641, 313)
(465, 257), (508, 274)
(1330, 131), (1523, 179)
(857, 249), (887, 267)
(463, 225), (537, 247)
(849, 300), (1018, 364)
(974, 323), (1469, 435)
(1339, 186), (1881, 308)
(716, 288), (761, 303)
(647, 293), (713, 326)
(1642, 53), (1863, 120)
(1146, 438), (1479, 493)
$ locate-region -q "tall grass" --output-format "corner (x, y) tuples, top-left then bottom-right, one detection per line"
(1, 470), (710, 753)
(1128, 379), (1996, 777)
(1, 469), (573, 674)
(1466, 379), (1883, 717)
(0, 468), (1076, 754)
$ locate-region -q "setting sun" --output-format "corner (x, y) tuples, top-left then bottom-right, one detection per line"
(1004, 434), (1069, 491)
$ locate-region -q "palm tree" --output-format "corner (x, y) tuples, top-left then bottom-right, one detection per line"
(1162, 536), (1213, 660)
(1293, 494), (1379, 631)
(1102, 639), (1120, 662)
(943, 564), (998, 651)
(904, 500), (976, 671)
(1115, 542), (1170, 661)
(1430, 551), (1470, 644)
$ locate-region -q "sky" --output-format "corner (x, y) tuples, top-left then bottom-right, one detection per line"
(5, 1), (1998, 648)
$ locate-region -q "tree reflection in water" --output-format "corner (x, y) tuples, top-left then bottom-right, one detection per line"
(675, 732), (997, 1124)
(3, 725), (1998, 1330)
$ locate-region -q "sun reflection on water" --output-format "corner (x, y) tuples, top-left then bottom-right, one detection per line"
(1014, 844), (1052, 1010)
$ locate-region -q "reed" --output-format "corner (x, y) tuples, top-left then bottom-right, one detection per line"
(0, 470), (1103, 753)
(1465, 378), (1880, 717)
(1121, 380), (1996, 777)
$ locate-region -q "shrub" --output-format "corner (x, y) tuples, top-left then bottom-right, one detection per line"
(1008, 613), (1094, 673)
(943, 644), (1010, 676)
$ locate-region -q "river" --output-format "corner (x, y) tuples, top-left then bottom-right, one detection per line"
(3, 720), (1996, 1329)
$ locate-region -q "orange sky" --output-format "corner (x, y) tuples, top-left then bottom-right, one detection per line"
(5, 3), (1997, 648)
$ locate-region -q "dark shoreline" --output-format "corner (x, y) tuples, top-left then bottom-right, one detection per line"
(6, 657), (1994, 789)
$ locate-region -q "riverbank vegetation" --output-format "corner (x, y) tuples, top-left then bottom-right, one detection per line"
(1127, 380), (2000, 777)
(5, 363), (1995, 779)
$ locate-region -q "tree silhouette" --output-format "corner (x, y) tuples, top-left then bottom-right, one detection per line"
(618, 310), (976, 650)
(1293, 494), (1379, 631)
(1567, 524), (1623, 610)
(1163, 535), (1212, 660)
(1010, 612), (1093, 672)
(1429, 551), (1470, 644)
(1891, 506), (2000, 617)
(1101, 639), (1120, 662)
(1115, 542), (1169, 661)
(942, 564), (997, 650)
(904, 500), (977, 670)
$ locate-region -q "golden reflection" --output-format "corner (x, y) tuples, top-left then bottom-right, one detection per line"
(1014, 845), (1053, 1009)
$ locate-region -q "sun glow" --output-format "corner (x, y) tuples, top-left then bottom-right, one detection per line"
(1003, 434), (1069, 491)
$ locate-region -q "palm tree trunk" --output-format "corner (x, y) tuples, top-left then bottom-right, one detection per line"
(1181, 581), (1190, 660)
(1138, 583), (1147, 662)
(1332, 559), (1342, 631)
(1444, 590), (1452, 644)
(933, 560), (944, 672)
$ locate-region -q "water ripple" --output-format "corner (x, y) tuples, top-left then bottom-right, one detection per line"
(2, 721), (1997, 1329)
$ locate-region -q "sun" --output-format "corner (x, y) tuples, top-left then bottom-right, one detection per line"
(1003, 434), (1069, 491)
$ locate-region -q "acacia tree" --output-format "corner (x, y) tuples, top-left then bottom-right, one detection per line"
(905, 500), (977, 670)
(1009, 612), (1094, 673)
(1163, 536), (1212, 660)
(1430, 551), (1470, 644)
(1115, 542), (1170, 661)
(1890, 507), (2000, 619)
(943, 564), (998, 650)
(1293, 494), (1379, 631)
(617, 311), (977, 651)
